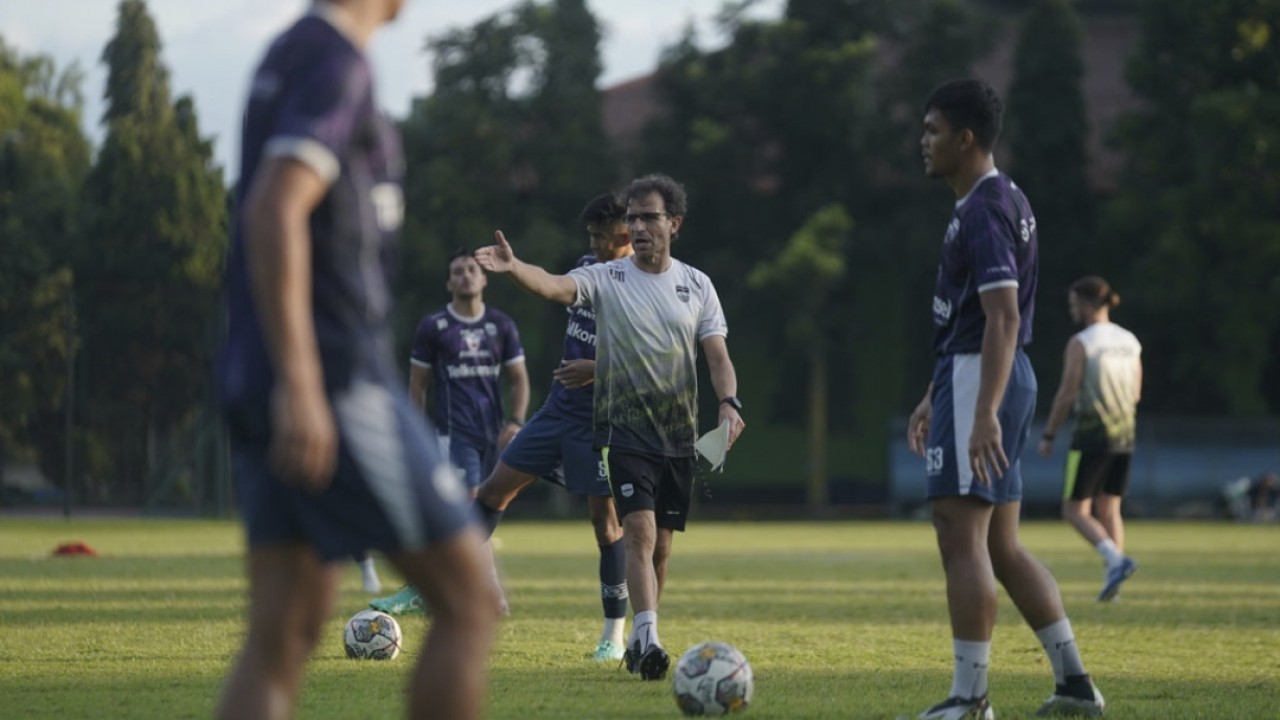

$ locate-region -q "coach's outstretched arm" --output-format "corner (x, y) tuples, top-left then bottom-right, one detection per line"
(475, 231), (578, 305)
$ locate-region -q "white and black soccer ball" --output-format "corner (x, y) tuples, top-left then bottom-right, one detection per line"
(672, 641), (754, 716)
(343, 609), (402, 660)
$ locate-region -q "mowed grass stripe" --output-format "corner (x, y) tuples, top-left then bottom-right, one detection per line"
(0, 518), (1276, 718)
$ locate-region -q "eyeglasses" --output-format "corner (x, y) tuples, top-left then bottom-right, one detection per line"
(623, 211), (669, 226)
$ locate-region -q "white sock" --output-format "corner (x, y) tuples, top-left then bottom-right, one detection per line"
(486, 542), (509, 614)
(1035, 618), (1087, 684)
(950, 639), (990, 700)
(358, 557), (381, 593)
(601, 617), (626, 646)
(1095, 539), (1124, 567)
(630, 610), (659, 652)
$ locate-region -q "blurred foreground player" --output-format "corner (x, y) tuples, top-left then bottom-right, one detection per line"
(215, 2), (498, 718)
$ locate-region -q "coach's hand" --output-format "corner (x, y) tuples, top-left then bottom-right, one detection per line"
(473, 231), (516, 273)
(721, 406), (745, 450)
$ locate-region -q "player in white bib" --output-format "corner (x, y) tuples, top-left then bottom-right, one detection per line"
(1038, 275), (1142, 601)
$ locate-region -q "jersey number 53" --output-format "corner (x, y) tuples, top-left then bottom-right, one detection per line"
(925, 447), (945, 475)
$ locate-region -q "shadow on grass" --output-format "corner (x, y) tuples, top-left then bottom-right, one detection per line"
(475, 666), (1279, 720)
(0, 660), (1273, 720)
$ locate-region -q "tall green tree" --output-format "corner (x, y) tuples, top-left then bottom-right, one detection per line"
(0, 38), (90, 486)
(1003, 0), (1094, 395)
(78, 0), (227, 497)
(748, 204), (849, 507)
(398, 0), (613, 390)
(1105, 0), (1280, 413)
(100, 0), (169, 123)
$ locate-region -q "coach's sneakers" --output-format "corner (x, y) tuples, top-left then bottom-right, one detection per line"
(1035, 681), (1105, 717)
(594, 639), (625, 662)
(369, 585), (426, 616)
(918, 695), (993, 720)
(1097, 556), (1137, 602)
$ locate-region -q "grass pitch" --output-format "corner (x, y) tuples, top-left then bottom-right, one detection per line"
(0, 517), (1276, 718)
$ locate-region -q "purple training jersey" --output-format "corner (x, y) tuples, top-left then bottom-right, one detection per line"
(931, 170), (1038, 356)
(218, 11), (405, 431)
(411, 305), (524, 447)
(544, 255), (600, 420)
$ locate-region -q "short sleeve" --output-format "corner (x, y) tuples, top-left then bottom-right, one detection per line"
(695, 271), (728, 341)
(500, 316), (525, 365)
(410, 315), (438, 368)
(263, 54), (370, 184)
(569, 264), (599, 308)
(963, 206), (1019, 293)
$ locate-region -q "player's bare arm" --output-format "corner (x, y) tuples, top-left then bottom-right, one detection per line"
(408, 363), (431, 412)
(243, 156), (337, 491)
(1038, 338), (1085, 457)
(701, 334), (745, 448)
(552, 358), (595, 389)
(495, 359), (529, 450)
(505, 359), (530, 425)
(971, 285), (1020, 486)
(907, 384), (933, 457)
(474, 230), (578, 305)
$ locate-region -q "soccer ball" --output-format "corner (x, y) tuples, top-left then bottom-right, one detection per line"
(672, 641), (754, 716)
(343, 609), (402, 660)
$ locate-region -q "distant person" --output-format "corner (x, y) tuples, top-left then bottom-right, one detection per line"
(906, 78), (1104, 719)
(1223, 472), (1279, 522)
(215, 2), (498, 718)
(1038, 276), (1142, 602)
(473, 192), (634, 662)
(474, 173), (746, 681)
(1246, 472), (1279, 522)
(371, 249), (530, 616)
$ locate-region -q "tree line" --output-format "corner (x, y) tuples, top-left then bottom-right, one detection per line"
(1, 0), (1276, 505)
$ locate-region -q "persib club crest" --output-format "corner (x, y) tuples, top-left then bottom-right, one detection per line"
(461, 329), (484, 354)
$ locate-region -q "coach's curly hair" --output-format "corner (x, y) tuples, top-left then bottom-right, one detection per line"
(625, 173), (688, 218)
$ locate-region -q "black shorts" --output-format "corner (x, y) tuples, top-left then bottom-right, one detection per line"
(603, 448), (695, 531)
(1063, 450), (1132, 501)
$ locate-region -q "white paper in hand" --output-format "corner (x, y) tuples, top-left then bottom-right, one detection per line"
(695, 419), (731, 472)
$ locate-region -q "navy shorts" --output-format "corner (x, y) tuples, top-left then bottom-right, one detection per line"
(604, 448), (694, 531)
(500, 405), (610, 497)
(442, 433), (497, 490)
(925, 350), (1037, 504)
(229, 379), (476, 562)
(1063, 450), (1132, 500)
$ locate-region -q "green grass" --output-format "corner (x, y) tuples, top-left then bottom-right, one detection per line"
(1, 519), (1277, 718)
